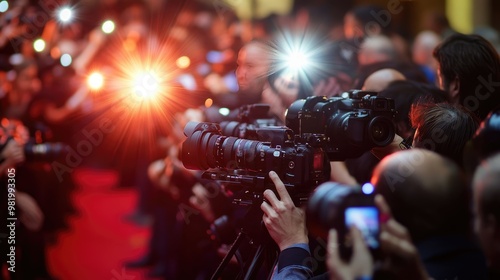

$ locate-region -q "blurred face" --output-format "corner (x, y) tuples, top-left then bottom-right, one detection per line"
(344, 13), (364, 39)
(236, 43), (270, 95)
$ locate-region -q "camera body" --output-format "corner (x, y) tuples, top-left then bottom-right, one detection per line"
(219, 103), (280, 139)
(182, 121), (330, 205)
(307, 182), (380, 260)
(286, 90), (396, 160)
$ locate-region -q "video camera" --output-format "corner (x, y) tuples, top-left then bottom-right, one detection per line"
(181, 91), (396, 206)
(182, 121), (329, 205)
(218, 103), (280, 139)
(286, 90), (396, 160)
(0, 119), (69, 162)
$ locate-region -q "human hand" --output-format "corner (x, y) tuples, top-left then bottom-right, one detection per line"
(327, 227), (373, 280)
(375, 194), (430, 280)
(1, 138), (25, 168)
(17, 191), (44, 232)
(261, 171), (308, 251)
(189, 183), (216, 223)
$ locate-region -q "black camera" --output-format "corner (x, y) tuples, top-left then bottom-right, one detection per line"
(219, 104), (280, 139)
(307, 182), (380, 260)
(24, 141), (69, 161)
(181, 121), (330, 205)
(286, 90), (396, 160)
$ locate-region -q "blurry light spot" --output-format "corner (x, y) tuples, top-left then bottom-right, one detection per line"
(50, 47), (61, 59)
(0, 1), (9, 13)
(223, 73), (238, 92)
(287, 51), (310, 71)
(206, 51), (224, 64)
(9, 54), (24, 66)
(361, 183), (374, 195)
(341, 92), (350, 98)
(176, 56), (191, 69)
(123, 39), (136, 52)
(134, 71), (160, 99)
(33, 39), (46, 52)
(58, 7), (73, 23)
(205, 98), (213, 108)
(218, 108), (230, 116)
(60, 53), (72, 67)
(177, 74), (196, 91)
(87, 72), (104, 90)
(196, 63), (211, 76)
(101, 20), (115, 34)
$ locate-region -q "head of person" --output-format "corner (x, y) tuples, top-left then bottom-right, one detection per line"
(344, 5), (389, 40)
(362, 68), (406, 92)
(473, 153), (500, 270)
(378, 80), (447, 138)
(412, 31), (441, 67)
(410, 102), (479, 166)
(372, 149), (469, 243)
(433, 33), (500, 120)
(236, 39), (272, 97)
(358, 35), (397, 66)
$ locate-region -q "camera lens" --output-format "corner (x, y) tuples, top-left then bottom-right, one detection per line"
(307, 182), (355, 238)
(182, 121), (271, 171)
(368, 117), (395, 147)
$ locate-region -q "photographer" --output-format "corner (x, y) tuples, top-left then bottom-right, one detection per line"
(373, 149), (488, 279)
(433, 33), (500, 121)
(0, 135), (47, 279)
(261, 171), (430, 280)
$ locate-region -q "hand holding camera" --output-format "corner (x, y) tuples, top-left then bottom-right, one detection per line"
(261, 171), (308, 251)
(0, 138), (25, 170)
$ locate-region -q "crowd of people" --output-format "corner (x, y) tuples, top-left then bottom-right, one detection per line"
(0, 0), (500, 279)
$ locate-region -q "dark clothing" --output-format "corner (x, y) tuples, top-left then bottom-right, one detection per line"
(417, 234), (488, 280)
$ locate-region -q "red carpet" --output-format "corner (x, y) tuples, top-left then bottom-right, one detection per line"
(46, 168), (151, 280)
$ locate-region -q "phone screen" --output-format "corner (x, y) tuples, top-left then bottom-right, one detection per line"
(345, 206), (379, 249)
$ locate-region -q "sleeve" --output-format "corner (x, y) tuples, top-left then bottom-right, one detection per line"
(272, 243), (314, 280)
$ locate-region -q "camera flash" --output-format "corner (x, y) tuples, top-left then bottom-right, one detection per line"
(101, 20), (115, 34)
(58, 7), (73, 23)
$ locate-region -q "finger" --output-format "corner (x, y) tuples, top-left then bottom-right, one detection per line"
(327, 229), (342, 269)
(380, 231), (416, 260)
(268, 171), (293, 205)
(375, 194), (392, 222)
(384, 219), (410, 240)
(350, 226), (369, 254)
(260, 199), (276, 217)
(263, 188), (280, 208)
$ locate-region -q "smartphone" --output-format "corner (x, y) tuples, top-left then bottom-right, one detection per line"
(344, 206), (380, 249)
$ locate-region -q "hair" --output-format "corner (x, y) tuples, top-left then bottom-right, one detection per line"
(349, 5), (392, 36)
(379, 80), (448, 136)
(433, 33), (500, 120)
(410, 102), (480, 166)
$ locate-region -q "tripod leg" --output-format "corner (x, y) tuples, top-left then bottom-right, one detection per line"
(211, 230), (246, 280)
